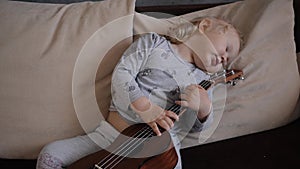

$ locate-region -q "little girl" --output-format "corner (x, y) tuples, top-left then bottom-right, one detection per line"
(37, 16), (241, 169)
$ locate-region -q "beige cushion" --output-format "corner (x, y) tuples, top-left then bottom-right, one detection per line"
(1, 0), (299, 160)
(134, 0), (300, 148)
(0, 0), (135, 159)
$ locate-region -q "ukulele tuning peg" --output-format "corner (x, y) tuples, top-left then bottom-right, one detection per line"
(230, 80), (237, 86)
(229, 76), (245, 86)
(239, 76), (245, 80)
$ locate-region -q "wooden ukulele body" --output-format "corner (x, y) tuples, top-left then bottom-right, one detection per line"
(67, 123), (178, 169)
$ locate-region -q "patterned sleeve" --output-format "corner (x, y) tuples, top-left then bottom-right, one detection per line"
(110, 33), (162, 122)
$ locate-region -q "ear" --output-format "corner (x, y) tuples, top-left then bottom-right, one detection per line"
(198, 18), (212, 33)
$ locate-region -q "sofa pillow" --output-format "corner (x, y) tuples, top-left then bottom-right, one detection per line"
(0, 0), (135, 159)
(134, 0), (300, 148)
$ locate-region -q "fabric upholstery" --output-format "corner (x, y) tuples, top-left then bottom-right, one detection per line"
(0, 0), (135, 158)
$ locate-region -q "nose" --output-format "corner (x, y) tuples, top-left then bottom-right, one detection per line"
(220, 54), (228, 64)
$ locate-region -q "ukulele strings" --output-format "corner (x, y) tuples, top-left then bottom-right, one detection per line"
(99, 103), (182, 169)
(94, 125), (151, 168)
(105, 128), (155, 169)
(95, 80), (213, 169)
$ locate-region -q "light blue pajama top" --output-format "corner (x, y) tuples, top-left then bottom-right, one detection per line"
(110, 32), (213, 133)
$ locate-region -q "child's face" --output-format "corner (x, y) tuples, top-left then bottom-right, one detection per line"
(192, 19), (240, 73)
(206, 27), (240, 71)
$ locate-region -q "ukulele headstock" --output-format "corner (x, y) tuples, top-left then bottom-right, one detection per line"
(210, 69), (244, 86)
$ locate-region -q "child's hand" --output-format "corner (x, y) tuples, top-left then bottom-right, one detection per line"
(175, 84), (212, 122)
(147, 109), (179, 136)
(130, 97), (179, 136)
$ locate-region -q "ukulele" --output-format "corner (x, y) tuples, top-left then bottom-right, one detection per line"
(67, 69), (244, 169)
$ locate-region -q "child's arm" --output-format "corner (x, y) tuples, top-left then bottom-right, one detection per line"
(111, 33), (179, 135)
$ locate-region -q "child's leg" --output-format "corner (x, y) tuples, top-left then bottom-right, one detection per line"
(36, 121), (119, 169)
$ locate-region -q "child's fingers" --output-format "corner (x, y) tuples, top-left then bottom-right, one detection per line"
(196, 84), (205, 90)
(187, 84), (201, 92)
(157, 118), (171, 131)
(165, 110), (179, 121)
(175, 100), (189, 107)
(148, 122), (161, 136)
(179, 93), (191, 101)
(183, 85), (195, 94)
(162, 116), (174, 128)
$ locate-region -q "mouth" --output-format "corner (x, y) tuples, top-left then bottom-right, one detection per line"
(212, 55), (220, 66)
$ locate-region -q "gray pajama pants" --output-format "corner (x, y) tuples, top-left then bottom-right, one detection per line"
(36, 121), (182, 169)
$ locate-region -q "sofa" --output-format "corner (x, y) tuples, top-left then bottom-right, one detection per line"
(0, 0), (299, 168)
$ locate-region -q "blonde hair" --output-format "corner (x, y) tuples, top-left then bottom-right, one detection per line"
(166, 18), (198, 44)
(166, 16), (242, 46)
